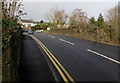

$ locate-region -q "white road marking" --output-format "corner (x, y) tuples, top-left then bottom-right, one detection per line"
(59, 39), (75, 45)
(87, 49), (120, 64)
(48, 35), (55, 38)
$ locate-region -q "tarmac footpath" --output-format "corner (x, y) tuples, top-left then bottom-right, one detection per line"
(19, 35), (56, 82)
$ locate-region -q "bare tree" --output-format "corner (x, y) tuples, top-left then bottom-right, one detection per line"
(106, 5), (119, 43)
(2, 0), (26, 20)
(69, 9), (88, 30)
(45, 7), (68, 28)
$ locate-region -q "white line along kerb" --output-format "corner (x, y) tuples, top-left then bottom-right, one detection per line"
(59, 39), (75, 45)
(87, 49), (120, 64)
(48, 35), (55, 38)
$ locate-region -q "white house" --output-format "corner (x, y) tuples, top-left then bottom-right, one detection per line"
(21, 19), (37, 28)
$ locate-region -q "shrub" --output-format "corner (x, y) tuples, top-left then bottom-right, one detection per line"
(40, 23), (49, 30)
(31, 25), (41, 31)
(2, 18), (20, 49)
(2, 18), (19, 28)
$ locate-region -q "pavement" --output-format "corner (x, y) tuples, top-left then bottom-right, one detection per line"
(19, 35), (56, 82)
(31, 32), (119, 82)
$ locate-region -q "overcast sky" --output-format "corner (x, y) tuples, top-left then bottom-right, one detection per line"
(21, 0), (119, 21)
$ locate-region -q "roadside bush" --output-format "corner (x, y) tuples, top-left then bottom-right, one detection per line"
(31, 25), (41, 31)
(87, 24), (97, 33)
(40, 23), (49, 30)
(2, 18), (19, 28)
(2, 18), (22, 81)
(2, 18), (20, 49)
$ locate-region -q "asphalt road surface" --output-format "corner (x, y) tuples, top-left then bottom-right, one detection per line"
(32, 32), (119, 82)
(20, 35), (55, 82)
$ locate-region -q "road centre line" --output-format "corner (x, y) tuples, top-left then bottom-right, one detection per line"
(48, 35), (55, 38)
(59, 39), (75, 45)
(87, 49), (120, 65)
(29, 35), (75, 83)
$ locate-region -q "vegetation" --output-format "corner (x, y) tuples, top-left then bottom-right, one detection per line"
(106, 6), (119, 43)
(2, 0), (26, 82)
(41, 22), (49, 30)
(45, 7), (68, 28)
(31, 22), (49, 31)
(40, 20), (44, 23)
(2, 18), (19, 28)
(2, 0), (26, 49)
(31, 25), (41, 31)
(2, 18), (20, 49)
(70, 9), (87, 30)
(46, 6), (119, 45)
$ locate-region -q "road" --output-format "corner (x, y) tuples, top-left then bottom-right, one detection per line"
(20, 35), (55, 81)
(31, 32), (119, 82)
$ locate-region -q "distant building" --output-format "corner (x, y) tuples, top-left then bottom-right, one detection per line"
(21, 19), (37, 28)
(17, 19), (40, 30)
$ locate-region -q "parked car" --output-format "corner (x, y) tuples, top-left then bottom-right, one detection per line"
(39, 30), (43, 32)
(28, 30), (34, 34)
(24, 30), (28, 32)
(36, 29), (43, 33)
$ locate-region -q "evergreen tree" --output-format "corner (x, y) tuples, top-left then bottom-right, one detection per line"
(89, 17), (95, 24)
(97, 13), (104, 26)
(40, 20), (44, 23)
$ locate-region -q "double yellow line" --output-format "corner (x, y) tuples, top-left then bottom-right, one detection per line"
(29, 35), (75, 83)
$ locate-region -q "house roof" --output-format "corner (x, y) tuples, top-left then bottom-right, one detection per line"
(21, 19), (40, 24)
(34, 21), (40, 24)
(21, 19), (34, 23)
